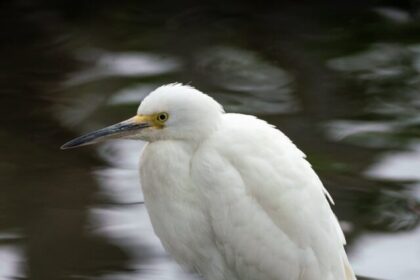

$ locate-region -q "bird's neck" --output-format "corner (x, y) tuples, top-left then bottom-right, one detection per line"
(140, 139), (198, 200)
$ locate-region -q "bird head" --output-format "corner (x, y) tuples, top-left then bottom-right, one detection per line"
(61, 83), (224, 149)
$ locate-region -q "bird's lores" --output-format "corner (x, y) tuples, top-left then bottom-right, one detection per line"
(62, 83), (356, 280)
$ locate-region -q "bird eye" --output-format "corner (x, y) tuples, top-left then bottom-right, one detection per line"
(157, 112), (169, 122)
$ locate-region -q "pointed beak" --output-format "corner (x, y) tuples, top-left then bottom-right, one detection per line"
(61, 115), (151, 150)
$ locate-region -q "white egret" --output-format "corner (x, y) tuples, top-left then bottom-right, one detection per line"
(62, 83), (356, 280)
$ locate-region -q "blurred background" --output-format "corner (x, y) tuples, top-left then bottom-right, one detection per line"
(1, 0), (420, 279)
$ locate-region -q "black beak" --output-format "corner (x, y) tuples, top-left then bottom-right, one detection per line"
(61, 116), (150, 150)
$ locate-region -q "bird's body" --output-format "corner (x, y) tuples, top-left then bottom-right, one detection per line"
(62, 83), (356, 280)
(140, 112), (355, 280)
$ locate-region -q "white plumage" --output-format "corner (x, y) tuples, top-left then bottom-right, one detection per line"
(62, 83), (356, 280)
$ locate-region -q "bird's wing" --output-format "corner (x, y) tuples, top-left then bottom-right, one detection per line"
(191, 114), (356, 280)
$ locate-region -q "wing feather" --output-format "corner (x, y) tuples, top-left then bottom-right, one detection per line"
(192, 113), (356, 280)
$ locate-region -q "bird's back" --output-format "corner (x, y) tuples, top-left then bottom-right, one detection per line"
(192, 113), (356, 280)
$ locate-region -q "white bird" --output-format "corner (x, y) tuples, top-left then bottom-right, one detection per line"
(62, 83), (356, 280)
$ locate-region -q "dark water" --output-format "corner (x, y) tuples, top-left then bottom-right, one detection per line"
(1, 1), (419, 279)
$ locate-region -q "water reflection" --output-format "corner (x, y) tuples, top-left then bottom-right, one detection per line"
(90, 142), (198, 280)
(350, 226), (420, 280)
(195, 46), (298, 114)
(108, 84), (159, 106)
(0, 236), (24, 279)
(323, 27), (420, 280)
(374, 7), (411, 24)
(367, 143), (420, 180)
(66, 49), (181, 86)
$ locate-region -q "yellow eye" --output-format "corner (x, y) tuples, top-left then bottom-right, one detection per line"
(156, 112), (169, 123)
